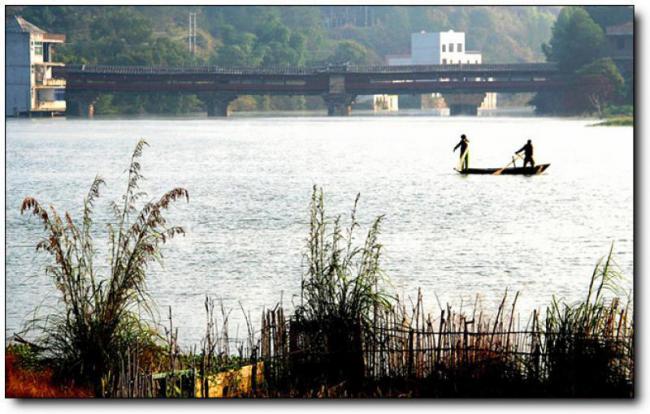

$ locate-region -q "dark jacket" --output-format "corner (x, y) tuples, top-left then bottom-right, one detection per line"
(454, 138), (469, 154)
(516, 142), (534, 159)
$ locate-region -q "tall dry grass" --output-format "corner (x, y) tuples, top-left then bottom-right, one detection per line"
(20, 139), (189, 395)
(290, 186), (393, 390)
(543, 244), (633, 396)
(297, 186), (392, 326)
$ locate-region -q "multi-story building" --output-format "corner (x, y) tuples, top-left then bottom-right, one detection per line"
(6, 16), (66, 117)
(411, 31), (482, 65)
(605, 21), (633, 76)
(386, 31), (484, 66)
(378, 30), (496, 113)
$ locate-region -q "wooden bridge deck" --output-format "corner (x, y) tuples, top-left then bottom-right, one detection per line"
(54, 63), (565, 116)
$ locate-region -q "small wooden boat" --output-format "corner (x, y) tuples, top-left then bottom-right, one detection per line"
(455, 164), (550, 175)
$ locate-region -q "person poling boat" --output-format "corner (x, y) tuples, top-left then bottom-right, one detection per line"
(515, 139), (535, 169)
(453, 137), (549, 175)
(453, 134), (470, 171)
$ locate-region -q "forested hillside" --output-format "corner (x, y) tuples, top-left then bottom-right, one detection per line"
(11, 6), (560, 65)
(5, 6), (567, 113)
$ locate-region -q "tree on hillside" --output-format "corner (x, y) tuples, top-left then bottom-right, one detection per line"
(542, 6), (605, 72)
(208, 12), (307, 68)
(213, 29), (265, 67)
(573, 58), (624, 116)
(534, 6), (631, 115)
(330, 40), (374, 65)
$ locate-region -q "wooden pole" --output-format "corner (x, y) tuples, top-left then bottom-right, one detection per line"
(493, 153), (523, 175)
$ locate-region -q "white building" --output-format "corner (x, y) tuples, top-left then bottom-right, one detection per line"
(409, 31), (482, 65)
(5, 16), (67, 117)
(378, 30), (496, 112)
(387, 31), (483, 66)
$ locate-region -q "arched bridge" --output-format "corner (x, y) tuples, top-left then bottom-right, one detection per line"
(54, 63), (563, 116)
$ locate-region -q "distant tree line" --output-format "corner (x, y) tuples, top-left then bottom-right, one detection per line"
(533, 6), (633, 116)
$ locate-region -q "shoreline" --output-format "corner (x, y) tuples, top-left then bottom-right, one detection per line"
(6, 273), (634, 398)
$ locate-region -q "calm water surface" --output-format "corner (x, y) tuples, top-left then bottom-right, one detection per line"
(5, 115), (633, 344)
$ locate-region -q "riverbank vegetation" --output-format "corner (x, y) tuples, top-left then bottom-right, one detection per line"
(532, 6), (633, 117)
(7, 253), (633, 398)
(593, 116), (633, 127)
(605, 117), (633, 126)
(8, 145), (633, 397)
(595, 104), (634, 126)
(16, 139), (189, 396)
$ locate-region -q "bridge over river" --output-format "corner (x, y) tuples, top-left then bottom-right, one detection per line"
(54, 63), (563, 117)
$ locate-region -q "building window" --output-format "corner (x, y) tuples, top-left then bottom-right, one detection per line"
(458, 43), (463, 52)
(617, 38), (625, 50)
(442, 59), (447, 64)
(475, 60), (479, 64)
(442, 44), (446, 52)
(33, 41), (43, 55)
(449, 43), (454, 52)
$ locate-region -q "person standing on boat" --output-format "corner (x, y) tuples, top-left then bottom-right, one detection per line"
(453, 134), (470, 171)
(516, 139), (535, 169)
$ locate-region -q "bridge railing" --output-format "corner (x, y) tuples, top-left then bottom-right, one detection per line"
(59, 62), (558, 77)
(61, 64), (316, 76)
(343, 63), (558, 74)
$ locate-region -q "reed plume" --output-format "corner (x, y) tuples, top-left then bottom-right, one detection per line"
(20, 139), (189, 395)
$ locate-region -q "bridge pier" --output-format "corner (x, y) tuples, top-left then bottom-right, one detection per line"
(201, 93), (237, 117)
(323, 94), (356, 116)
(65, 92), (98, 118)
(442, 93), (487, 116)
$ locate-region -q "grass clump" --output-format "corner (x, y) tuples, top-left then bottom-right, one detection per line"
(603, 104), (633, 117)
(298, 186), (392, 326)
(544, 244), (632, 396)
(19, 139), (189, 396)
(593, 115), (633, 126)
(5, 344), (93, 398)
(292, 186), (392, 390)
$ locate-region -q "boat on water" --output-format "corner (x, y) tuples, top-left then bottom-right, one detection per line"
(455, 164), (551, 175)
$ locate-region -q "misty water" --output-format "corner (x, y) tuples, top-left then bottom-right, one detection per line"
(5, 114), (633, 345)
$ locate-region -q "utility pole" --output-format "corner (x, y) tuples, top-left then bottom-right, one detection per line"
(188, 12), (197, 55)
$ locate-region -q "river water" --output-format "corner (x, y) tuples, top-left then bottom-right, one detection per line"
(5, 114), (633, 345)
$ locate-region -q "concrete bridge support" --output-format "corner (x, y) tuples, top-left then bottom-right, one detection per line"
(201, 93), (237, 117)
(65, 92), (98, 118)
(442, 93), (487, 116)
(323, 94), (356, 116)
